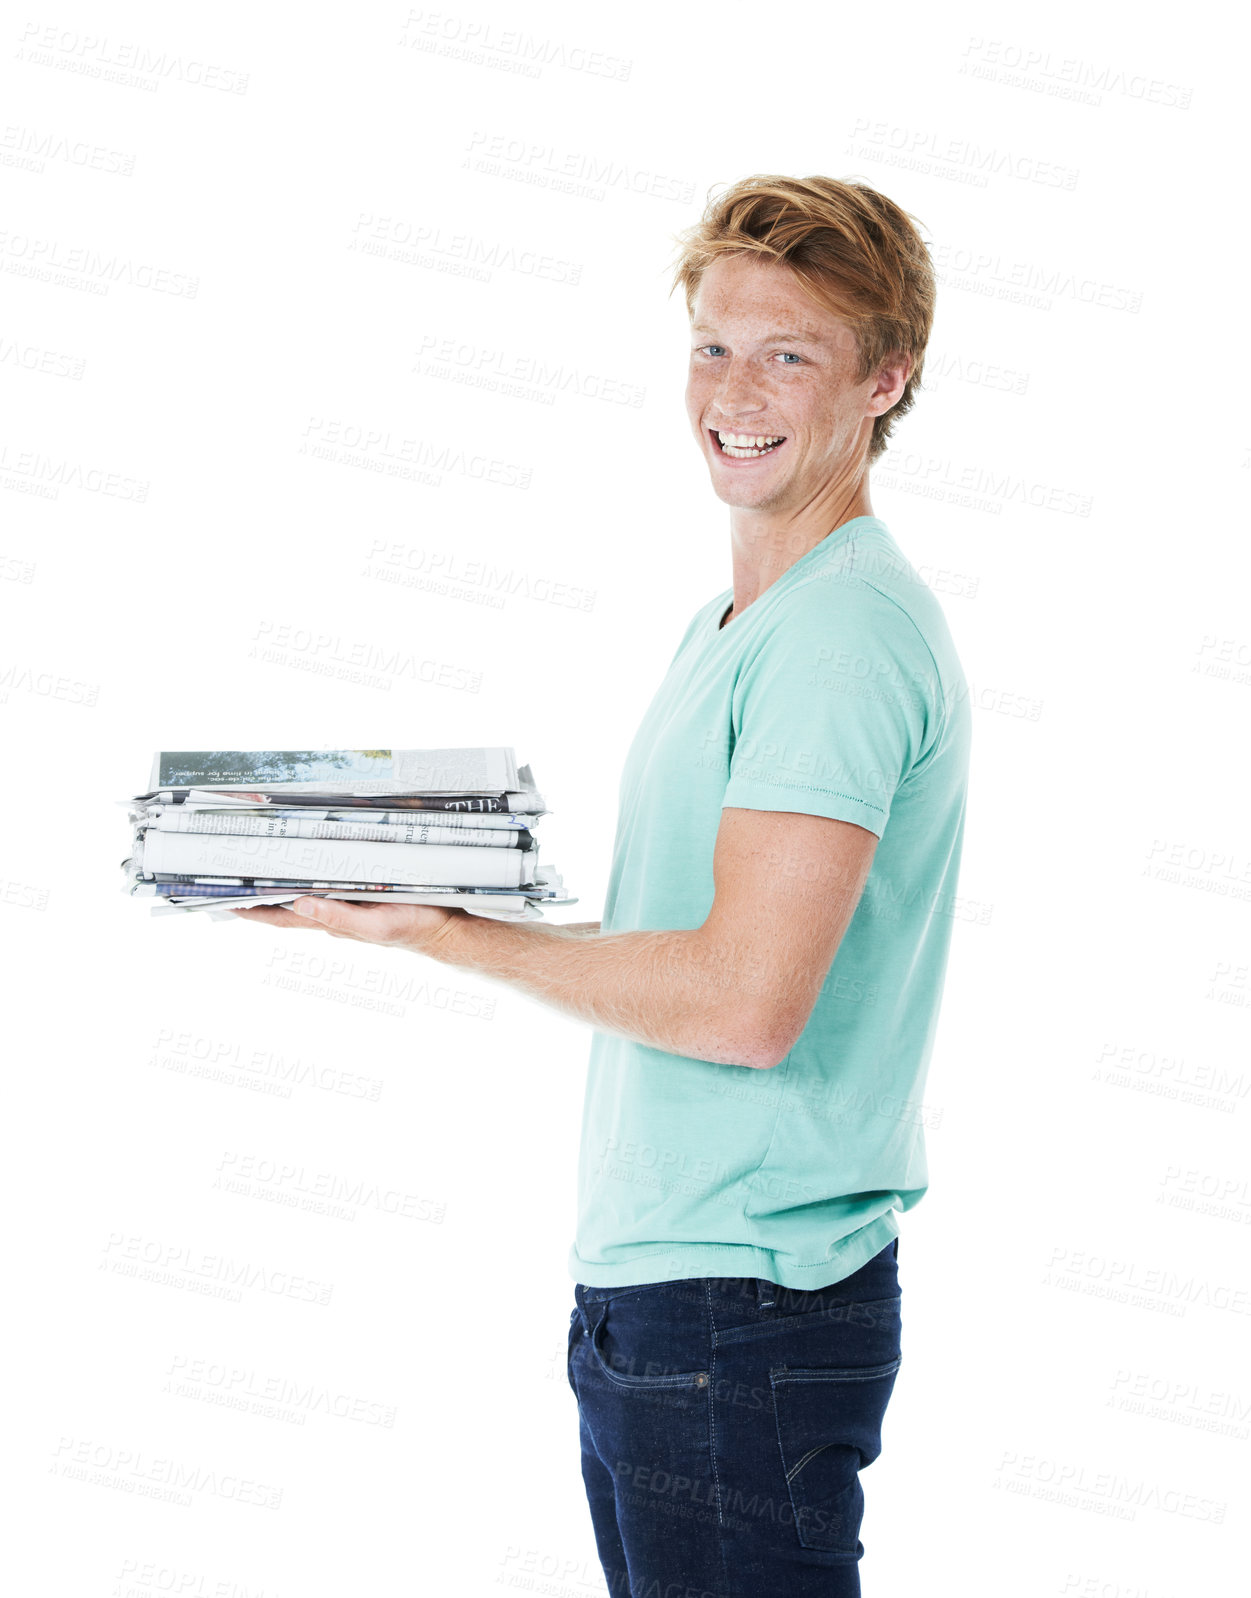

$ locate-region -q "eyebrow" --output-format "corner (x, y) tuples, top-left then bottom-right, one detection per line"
(691, 323), (826, 343)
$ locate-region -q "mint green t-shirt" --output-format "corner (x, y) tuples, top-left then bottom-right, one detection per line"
(568, 515), (971, 1291)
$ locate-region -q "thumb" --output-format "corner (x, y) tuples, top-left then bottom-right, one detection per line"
(289, 896), (363, 937)
(291, 896), (333, 921)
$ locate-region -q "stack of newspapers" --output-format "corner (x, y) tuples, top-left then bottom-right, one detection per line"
(122, 747), (574, 921)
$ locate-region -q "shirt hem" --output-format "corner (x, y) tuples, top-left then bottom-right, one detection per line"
(568, 1213), (900, 1294)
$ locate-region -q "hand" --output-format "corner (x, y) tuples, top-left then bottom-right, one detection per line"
(229, 896), (465, 957)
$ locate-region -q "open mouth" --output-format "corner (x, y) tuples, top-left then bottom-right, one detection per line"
(711, 428), (787, 460)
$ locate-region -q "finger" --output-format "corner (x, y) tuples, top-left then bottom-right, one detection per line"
(286, 896), (400, 938)
(229, 905), (319, 927)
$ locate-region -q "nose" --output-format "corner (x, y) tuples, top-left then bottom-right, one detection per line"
(709, 357), (767, 424)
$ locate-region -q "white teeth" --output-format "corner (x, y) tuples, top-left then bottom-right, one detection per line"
(715, 430), (785, 457)
(717, 431), (783, 447)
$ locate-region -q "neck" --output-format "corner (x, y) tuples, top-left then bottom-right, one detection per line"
(724, 479), (873, 621)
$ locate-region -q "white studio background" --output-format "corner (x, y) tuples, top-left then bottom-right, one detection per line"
(3, 3), (1246, 1595)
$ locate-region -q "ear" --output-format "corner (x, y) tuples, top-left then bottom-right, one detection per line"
(868, 352), (913, 415)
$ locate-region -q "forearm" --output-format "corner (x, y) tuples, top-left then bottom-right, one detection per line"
(423, 914), (772, 1068)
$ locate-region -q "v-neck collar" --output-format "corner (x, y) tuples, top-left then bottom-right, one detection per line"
(712, 515), (884, 633)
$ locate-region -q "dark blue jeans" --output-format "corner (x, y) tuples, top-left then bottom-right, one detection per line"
(567, 1239), (901, 1598)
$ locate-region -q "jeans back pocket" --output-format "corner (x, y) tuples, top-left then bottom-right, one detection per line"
(769, 1354), (902, 1555)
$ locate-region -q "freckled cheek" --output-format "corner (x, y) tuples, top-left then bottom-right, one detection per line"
(685, 374), (714, 428)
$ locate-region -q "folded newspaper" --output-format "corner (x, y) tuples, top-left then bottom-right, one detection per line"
(122, 748), (576, 922)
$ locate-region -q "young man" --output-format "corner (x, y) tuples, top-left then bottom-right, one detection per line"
(236, 174), (971, 1596)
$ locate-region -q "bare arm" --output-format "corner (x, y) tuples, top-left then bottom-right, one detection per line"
(422, 915), (767, 1065)
(235, 810), (876, 1070)
(421, 808), (877, 1069)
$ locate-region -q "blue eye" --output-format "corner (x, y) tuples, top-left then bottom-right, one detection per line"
(694, 345), (801, 361)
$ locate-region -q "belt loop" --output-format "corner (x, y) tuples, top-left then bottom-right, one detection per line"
(756, 1276), (775, 1310)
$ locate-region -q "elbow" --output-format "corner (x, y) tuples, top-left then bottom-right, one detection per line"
(736, 1008), (803, 1071)
(747, 1040), (792, 1072)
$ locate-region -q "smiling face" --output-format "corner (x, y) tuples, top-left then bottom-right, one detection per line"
(685, 253), (900, 516)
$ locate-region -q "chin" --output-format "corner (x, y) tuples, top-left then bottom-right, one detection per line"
(710, 479), (776, 509)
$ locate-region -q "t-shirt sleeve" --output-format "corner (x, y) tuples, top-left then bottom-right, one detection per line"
(721, 579), (941, 838)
